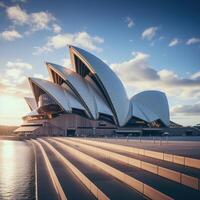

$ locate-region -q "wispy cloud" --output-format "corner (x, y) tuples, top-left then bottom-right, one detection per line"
(0, 29), (22, 41)
(33, 31), (104, 55)
(12, 0), (27, 3)
(6, 61), (32, 69)
(62, 57), (71, 68)
(126, 16), (134, 28)
(186, 37), (200, 45)
(190, 71), (200, 80)
(168, 38), (180, 47)
(0, 60), (32, 96)
(5, 5), (57, 33)
(6, 5), (29, 25)
(52, 23), (62, 33)
(142, 26), (158, 40)
(33, 73), (49, 80)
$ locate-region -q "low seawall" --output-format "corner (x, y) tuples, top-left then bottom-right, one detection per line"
(0, 135), (20, 140)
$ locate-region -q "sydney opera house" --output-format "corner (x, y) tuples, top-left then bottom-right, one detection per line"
(15, 46), (170, 136)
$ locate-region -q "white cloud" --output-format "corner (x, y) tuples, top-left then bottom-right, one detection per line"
(6, 5), (29, 25)
(186, 37), (200, 45)
(0, 60), (33, 98)
(126, 17), (134, 28)
(32, 46), (52, 55)
(73, 32), (104, 51)
(4, 61), (32, 80)
(169, 38), (179, 47)
(111, 52), (159, 82)
(33, 73), (49, 80)
(6, 5), (55, 32)
(171, 102), (200, 115)
(142, 26), (158, 40)
(190, 71), (200, 80)
(6, 61), (32, 69)
(52, 23), (62, 33)
(12, 0), (27, 3)
(34, 31), (104, 54)
(157, 70), (176, 83)
(1, 30), (22, 41)
(110, 51), (200, 100)
(110, 53), (200, 125)
(5, 68), (22, 79)
(30, 11), (55, 32)
(46, 34), (73, 49)
(62, 58), (71, 68)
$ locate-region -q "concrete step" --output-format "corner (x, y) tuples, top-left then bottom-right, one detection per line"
(74, 138), (200, 169)
(48, 138), (173, 200)
(67, 137), (200, 189)
(58, 138), (200, 200)
(46, 139), (146, 200)
(39, 139), (104, 200)
(31, 140), (66, 200)
(92, 138), (200, 159)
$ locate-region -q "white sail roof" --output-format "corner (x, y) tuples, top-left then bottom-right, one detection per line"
(22, 46), (170, 128)
(47, 62), (113, 119)
(69, 45), (130, 126)
(28, 77), (86, 113)
(130, 91), (170, 126)
(24, 97), (37, 111)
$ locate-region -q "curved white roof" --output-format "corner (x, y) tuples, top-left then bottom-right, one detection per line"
(130, 91), (169, 126)
(22, 46), (170, 128)
(24, 97), (37, 111)
(86, 76), (113, 117)
(69, 45), (130, 126)
(26, 109), (39, 116)
(131, 100), (159, 122)
(23, 109), (40, 118)
(47, 62), (113, 119)
(29, 77), (86, 114)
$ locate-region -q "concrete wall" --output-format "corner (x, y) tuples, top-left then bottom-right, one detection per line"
(48, 114), (116, 136)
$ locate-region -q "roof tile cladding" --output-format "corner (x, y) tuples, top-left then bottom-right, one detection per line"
(25, 46), (170, 127)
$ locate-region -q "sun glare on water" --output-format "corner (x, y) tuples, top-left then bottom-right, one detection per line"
(0, 141), (16, 198)
(0, 140), (34, 199)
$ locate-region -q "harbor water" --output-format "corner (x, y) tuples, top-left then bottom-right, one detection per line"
(0, 140), (35, 200)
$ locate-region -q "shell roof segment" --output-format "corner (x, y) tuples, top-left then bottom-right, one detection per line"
(23, 46), (170, 128)
(24, 97), (37, 111)
(69, 45), (130, 126)
(47, 62), (113, 119)
(130, 90), (170, 126)
(28, 77), (86, 114)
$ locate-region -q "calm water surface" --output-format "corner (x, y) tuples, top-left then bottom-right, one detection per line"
(0, 140), (35, 200)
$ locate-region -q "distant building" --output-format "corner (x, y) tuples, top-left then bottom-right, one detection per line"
(15, 46), (170, 137)
(169, 121), (183, 128)
(194, 124), (200, 130)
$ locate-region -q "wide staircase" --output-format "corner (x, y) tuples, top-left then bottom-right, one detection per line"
(30, 137), (200, 200)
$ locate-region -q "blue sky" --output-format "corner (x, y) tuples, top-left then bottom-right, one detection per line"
(0, 0), (200, 125)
